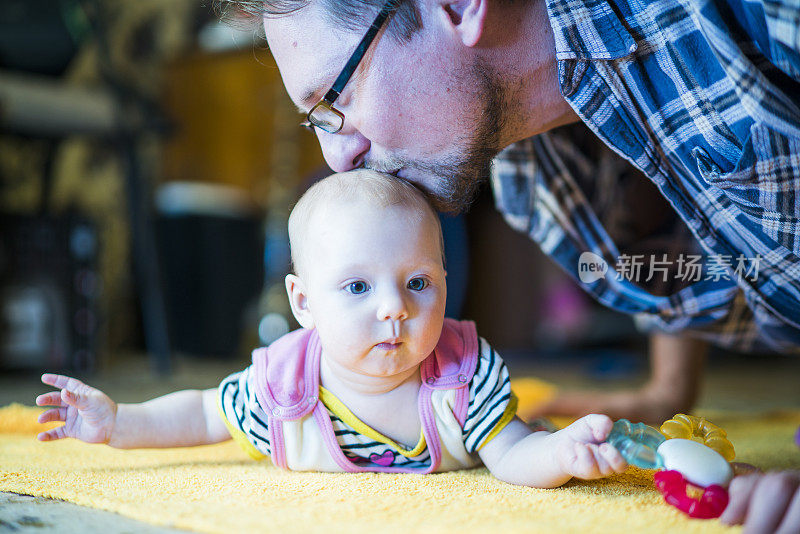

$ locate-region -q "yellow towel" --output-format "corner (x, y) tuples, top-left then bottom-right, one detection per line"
(2, 379), (799, 534)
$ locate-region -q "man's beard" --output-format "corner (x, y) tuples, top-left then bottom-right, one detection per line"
(370, 61), (507, 213)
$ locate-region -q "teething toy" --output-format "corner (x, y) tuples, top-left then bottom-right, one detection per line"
(654, 470), (729, 519)
(606, 418), (665, 469)
(606, 414), (737, 520)
(660, 413), (735, 461)
(649, 414), (735, 520)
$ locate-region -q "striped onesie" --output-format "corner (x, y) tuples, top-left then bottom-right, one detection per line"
(218, 331), (517, 472)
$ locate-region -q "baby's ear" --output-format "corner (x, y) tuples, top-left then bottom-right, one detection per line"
(285, 274), (315, 329)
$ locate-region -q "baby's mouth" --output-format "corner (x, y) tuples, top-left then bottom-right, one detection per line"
(375, 340), (402, 351)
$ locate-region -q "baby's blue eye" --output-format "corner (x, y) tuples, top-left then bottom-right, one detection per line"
(347, 281), (369, 294)
(407, 278), (428, 291)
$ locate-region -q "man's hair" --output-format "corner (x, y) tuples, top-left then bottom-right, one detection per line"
(214, 0), (422, 42)
(288, 170), (444, 277)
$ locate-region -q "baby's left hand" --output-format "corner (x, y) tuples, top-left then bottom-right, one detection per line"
(555, 414), (627, 479)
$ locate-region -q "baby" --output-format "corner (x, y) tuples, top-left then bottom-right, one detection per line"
(36, 170), (626, 487)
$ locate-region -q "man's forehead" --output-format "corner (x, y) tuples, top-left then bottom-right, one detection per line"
(263, 8), (357, 108)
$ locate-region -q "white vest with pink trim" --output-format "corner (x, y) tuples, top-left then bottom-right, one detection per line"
(251, 318), (483, 473)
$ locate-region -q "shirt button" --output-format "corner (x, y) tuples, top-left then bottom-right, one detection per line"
(458, 374), (468, 383)
(426, 377), (436, 385)
(307, 396), (316, 404)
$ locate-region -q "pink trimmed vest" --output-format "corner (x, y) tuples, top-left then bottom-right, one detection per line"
(251, 318), (480, 473)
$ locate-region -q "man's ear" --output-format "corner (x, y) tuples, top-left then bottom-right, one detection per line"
(435, 0), (487, 47)
(285, 274), (315, 330)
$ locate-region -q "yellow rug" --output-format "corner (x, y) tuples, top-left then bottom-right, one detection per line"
(2, 378), (799, 533)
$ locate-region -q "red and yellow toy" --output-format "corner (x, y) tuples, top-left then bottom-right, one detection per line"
(605, 413), (737, 520)
(653, 413), (735, 520)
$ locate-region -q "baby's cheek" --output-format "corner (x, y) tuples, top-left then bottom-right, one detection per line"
(422, 316), (446, 348)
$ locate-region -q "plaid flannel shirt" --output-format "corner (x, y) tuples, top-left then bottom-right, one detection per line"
(490, 0), (800, 353)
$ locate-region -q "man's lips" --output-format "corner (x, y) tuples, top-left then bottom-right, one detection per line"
(394, 168), (435, 195)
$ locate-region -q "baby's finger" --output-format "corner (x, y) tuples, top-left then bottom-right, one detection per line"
(37, 425), (67, 442)
(599, 442), (627, 473)
(573, 442), (597, 478)
(588, 443), (612, 476)
(37, 407), (67, 425)
(41, 373), (85, 392)
(35, 392), (64, 407)
(61, 388), (94, 411)
(584, 414), (613, 442)
(567, 414), (613, 443)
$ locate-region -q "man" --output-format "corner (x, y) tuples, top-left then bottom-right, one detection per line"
(217, 0), (800, 529)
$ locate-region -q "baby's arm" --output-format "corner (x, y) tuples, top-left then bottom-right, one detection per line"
(478, 414), (627, 488)
(36, 374), (231, 449)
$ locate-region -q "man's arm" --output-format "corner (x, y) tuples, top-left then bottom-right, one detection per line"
(526, 332), (707, 424)
(638, 332), (707, 419)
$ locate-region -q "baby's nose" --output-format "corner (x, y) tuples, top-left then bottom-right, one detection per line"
(377, 290), (409, 322)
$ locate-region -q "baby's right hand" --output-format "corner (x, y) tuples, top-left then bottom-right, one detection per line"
(35, 374), (117, 444)
(555, 414), (628, 480)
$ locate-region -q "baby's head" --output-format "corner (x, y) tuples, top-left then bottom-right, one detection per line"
(285, 170), (447, 379)
(288, 170), (444, 279)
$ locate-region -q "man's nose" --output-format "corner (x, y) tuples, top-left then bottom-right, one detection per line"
(317, 127), (370, 172)
(377, 287), (409, 322)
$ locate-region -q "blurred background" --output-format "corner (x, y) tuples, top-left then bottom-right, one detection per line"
(2, 0), (797, 411)
(0, 0), (633, 375)
(1, 0), (325, 377)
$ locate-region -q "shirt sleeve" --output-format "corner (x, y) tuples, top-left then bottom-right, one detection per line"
(633, 289), (800, 355)
(461, 338), (518, 453)
(734, 0), (800, 82)
(218, 366), (271, 459)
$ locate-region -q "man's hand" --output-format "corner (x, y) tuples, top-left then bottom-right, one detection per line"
(35, 373), (117, 444)
(530, 389), (684, 425)
(720, 471), (800, 533)
(554, 414), (627, 479)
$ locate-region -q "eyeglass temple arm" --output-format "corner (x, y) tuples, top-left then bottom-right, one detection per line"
(323, 0), (398, 103)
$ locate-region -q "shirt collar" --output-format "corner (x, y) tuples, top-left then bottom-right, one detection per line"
(544, 0), (638, 60)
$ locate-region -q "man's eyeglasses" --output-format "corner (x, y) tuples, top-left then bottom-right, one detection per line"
(301, 0), (399, 134)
